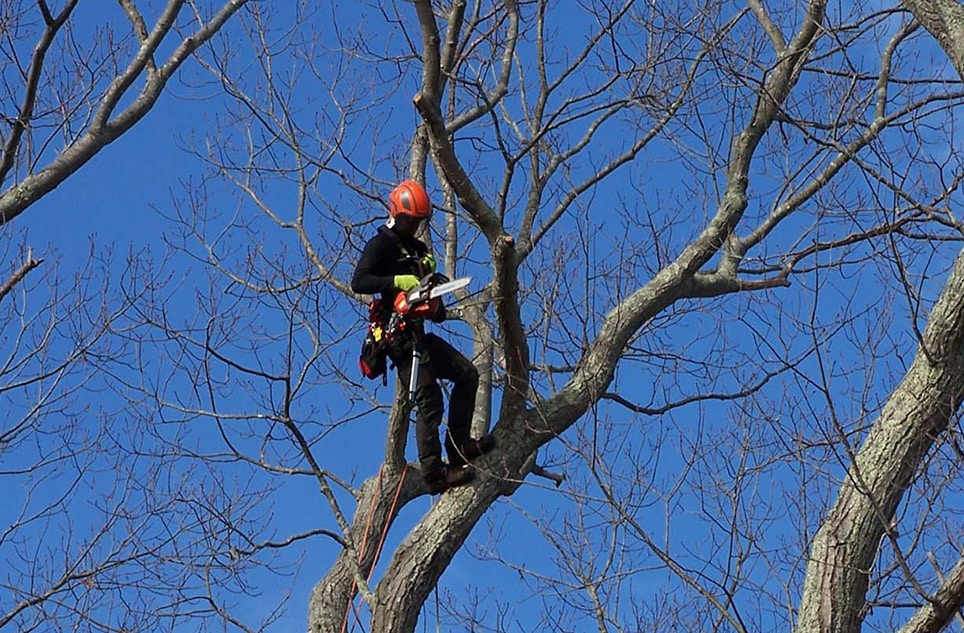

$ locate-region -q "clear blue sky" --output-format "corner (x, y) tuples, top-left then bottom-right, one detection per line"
(6, 3), (963, 632)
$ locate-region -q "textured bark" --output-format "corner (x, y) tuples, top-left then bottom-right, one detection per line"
(795, 248), (964, 633)
(898, 556), (964, 633)
(368, 464), (516, 633)
(308, 465), (423, 633)
(901, 0), (964, 77)
(795, 6), (964, 630)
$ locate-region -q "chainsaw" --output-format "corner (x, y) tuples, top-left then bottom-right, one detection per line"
(390, 273), (471, 405)
(392, 273), (471, 319)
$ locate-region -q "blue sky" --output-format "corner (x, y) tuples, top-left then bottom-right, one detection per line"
(4, 2), (964, 632)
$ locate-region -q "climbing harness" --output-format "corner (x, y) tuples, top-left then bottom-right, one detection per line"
(358, 273), (471, 403)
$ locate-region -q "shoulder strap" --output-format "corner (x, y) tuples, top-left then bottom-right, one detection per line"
(378, 225), (421, 263)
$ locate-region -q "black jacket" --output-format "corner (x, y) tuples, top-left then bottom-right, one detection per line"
(351, 225), (431, 307)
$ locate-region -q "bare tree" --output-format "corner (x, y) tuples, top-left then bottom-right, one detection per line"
(0, 2), (266, 631)
(91, 1), (964, 632)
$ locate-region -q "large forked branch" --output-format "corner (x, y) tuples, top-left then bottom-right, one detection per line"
(417, 0), (827, 441)
(527, 0), (828, 443)
(0, 1), (79, 188)
(0, 0), (250, 226)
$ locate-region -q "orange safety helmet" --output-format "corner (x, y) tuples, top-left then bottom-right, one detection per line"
(388, 180), (432, 220)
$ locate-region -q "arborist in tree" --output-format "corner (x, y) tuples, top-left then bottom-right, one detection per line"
(351, 179), (495, 494)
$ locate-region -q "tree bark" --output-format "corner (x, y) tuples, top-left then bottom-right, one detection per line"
(796, 247), (964, 633)
(369, 477), (507, 633)
(901, 0), (964, 75)
(308, 465), (422, 633)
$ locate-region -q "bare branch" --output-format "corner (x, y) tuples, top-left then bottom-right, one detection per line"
(0, 0), (251, 226)
(0, 252), (42, 303)
(0, 1), (78, 187)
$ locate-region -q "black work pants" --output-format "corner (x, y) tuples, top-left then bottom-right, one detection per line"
(388, 332), (479, 476)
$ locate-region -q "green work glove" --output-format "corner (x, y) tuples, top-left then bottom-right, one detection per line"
(421, 253), (436, 274)
(393, 274), (420, 291)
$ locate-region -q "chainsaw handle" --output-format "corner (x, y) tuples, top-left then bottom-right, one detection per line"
(406, 274), (435, 301)
(392, 273), (453, 318)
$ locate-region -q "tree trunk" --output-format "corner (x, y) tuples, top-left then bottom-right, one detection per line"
(369, 479), (505, 633)
(796, 247), (964, 633)
(308, 466), (421, 633)
(901, 0), (964, 75)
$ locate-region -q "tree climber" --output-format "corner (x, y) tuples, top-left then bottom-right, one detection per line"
(351, 179), (495, 494)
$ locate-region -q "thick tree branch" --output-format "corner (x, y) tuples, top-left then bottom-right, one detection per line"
(796, 246), (964, 633)
(901, 0), (964, 77)
(309, 466), (424, 632)
(0, 1), (78, 189)
(0, 0), (251, 226)
(493, 234), (530, 419)
(370, 480), (506, 633)
(518, 0), (828, 452)
(898, 552), (964, 633)
(912, 553), (964, 633)
(412, 92), (503, 243)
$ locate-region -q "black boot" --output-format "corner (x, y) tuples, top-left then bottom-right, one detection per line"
(460, 434), (496, 460)
(423, 464), (475, 494)
(448, 433), (496, 467)
(443, 464), (475, 489)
